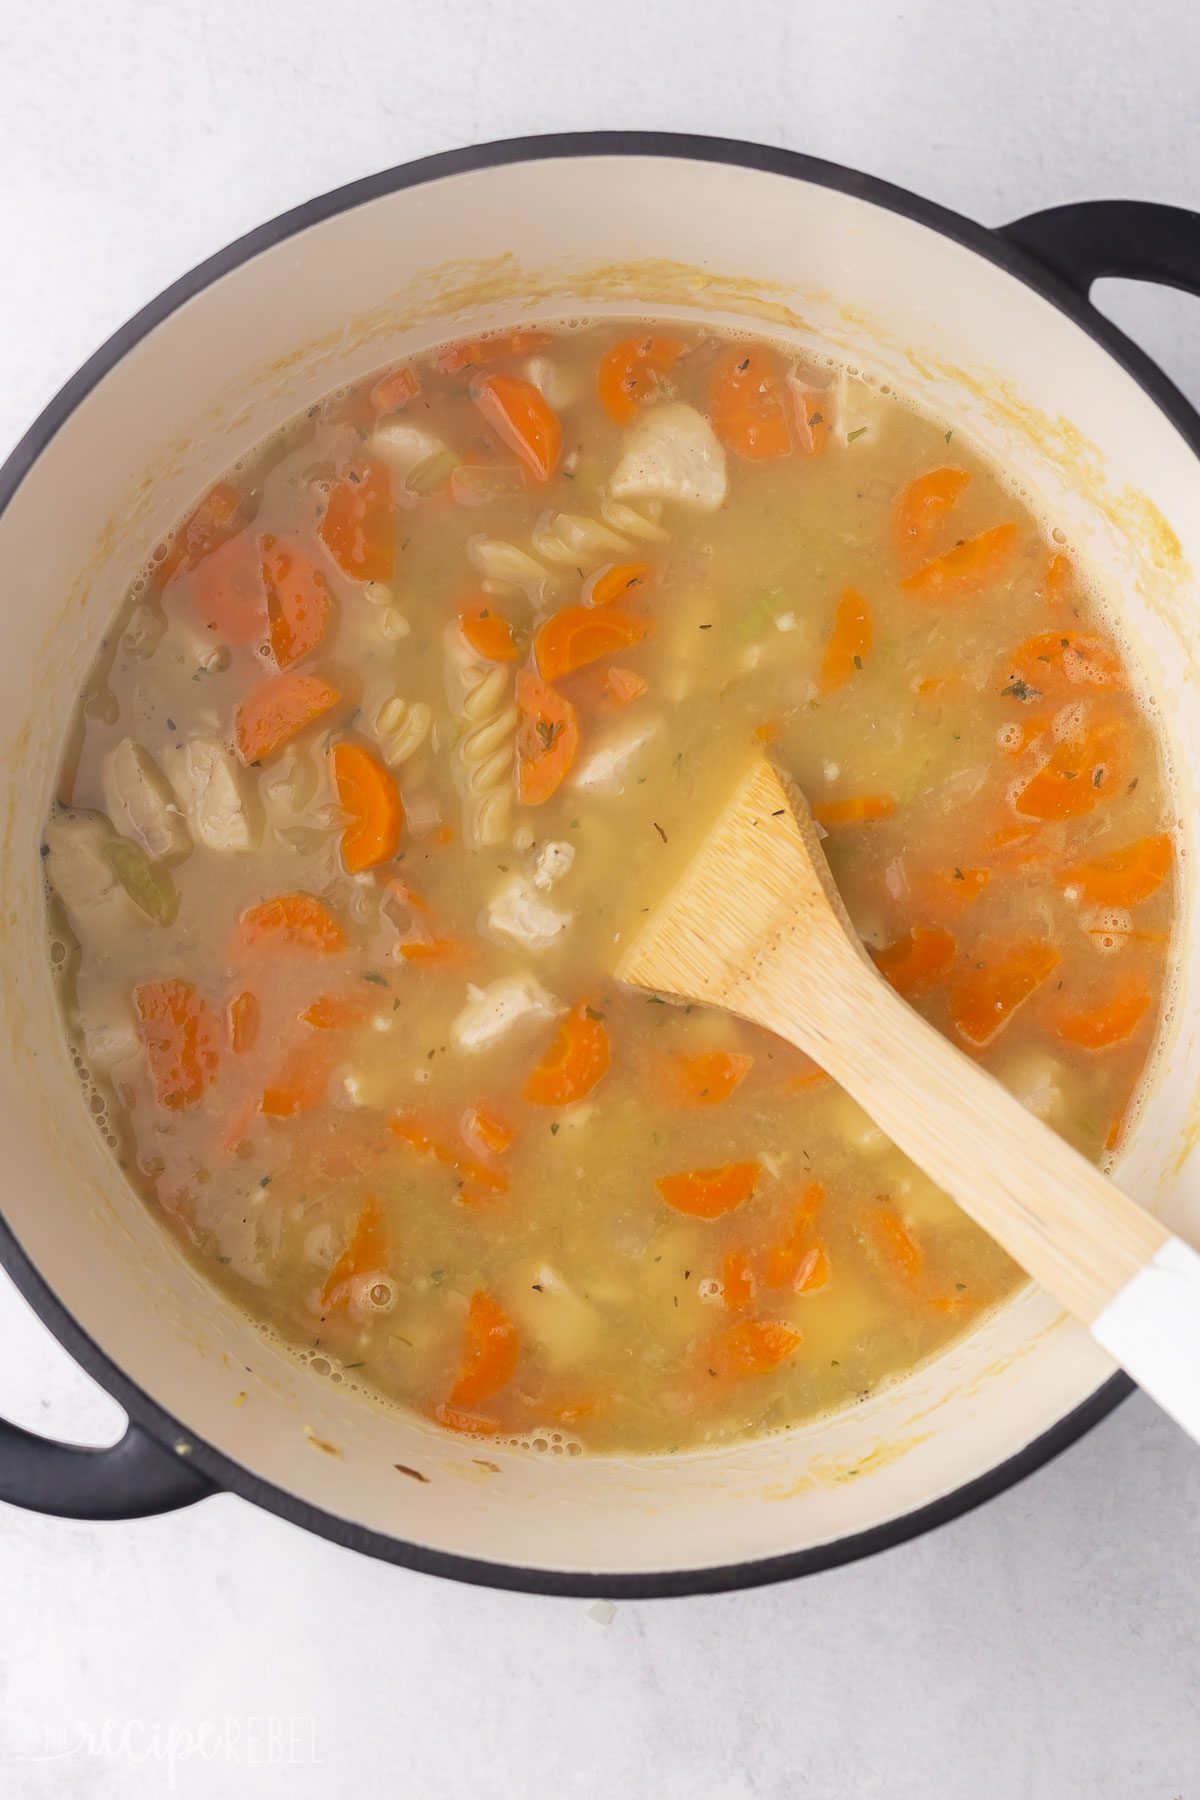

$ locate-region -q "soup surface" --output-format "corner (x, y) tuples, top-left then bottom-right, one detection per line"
(45, 321), (1176, 1454)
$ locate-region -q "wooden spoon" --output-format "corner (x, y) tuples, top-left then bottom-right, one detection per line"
(618, 759), (1200, 1441)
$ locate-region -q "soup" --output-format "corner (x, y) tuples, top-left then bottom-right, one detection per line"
(43, 321), (1176, 1454)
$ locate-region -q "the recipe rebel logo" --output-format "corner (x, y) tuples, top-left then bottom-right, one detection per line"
(8, 1714), (322, 1788)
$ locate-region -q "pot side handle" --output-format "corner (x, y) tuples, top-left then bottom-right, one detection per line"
(999, 199), (1200, 298)
(0, 1413), (215, 1520)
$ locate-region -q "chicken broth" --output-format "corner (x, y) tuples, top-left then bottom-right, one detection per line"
(45, 321), (1176, 1454)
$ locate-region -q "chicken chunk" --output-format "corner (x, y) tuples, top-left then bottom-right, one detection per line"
(609, 402), (727, 511)
(167, 735), (259, 853)
(372, 420), (444, 483)
(572, 718), (661, 795)
(450, 976), (561, 1054)
(102, 740), (190, 861)
(532, 840), (575, 890)
(486, 877), (571, 952)
(43, 810), (118, 912)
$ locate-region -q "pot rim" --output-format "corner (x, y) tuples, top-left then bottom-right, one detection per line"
(7, 128), (1182, 1598)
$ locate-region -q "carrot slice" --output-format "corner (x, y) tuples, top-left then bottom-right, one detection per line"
(819, 588), (873, 693)
(765, 1183), (824, 1289)
(671, 1050), (754, 1107)
(302, 989), (375, 1030)
(1044, 552), (1076, 606)
(1061, 833), (1172, 907)
(462, 1105), (517, 1157)
(602, 666), (648, 707)
(535, 605), (650, 682)
(190, 531), (268, 644)
(949, 939), (1060, 1046)
(656, 1161), (761, 1220)
(702, 1319), (801, 1379)
(863, 1206), (923, 1284)
(523, 1003), (611, 1107)
(901, 523), (1020, 601)
(449, 1292), (519, 1409)
(709, 347), (792, 461)
(235, 671), (340, 764)
(723, 1248), (754, 1310)
(872, 927), (956, 997)
(398, 938), (472, 967)
(893, 467), (970, 562)
(433, 1403), (501, 1436)
(597, 336), (682, 425)
(135, 980), (219, 1110)
(238, 894), (346, 953)
(167, 480), (244, 581)
(390, 1114), (508, 1196)
(908, 867), (990, 918)
(790, 383), (831, 458)
(457, 596), (518, 662)
(333, 741), (404, 873)
(436, 329), (552, 375)
(1001, 630), (1126, 697)
(584, 561), (652, 608)
(516, 670), (579, 804)
(321, 1197), (387, 1306)
(1014, 716), (1124, 821)
(320, 458), (395, 582)
(472, 375), (561, 483)
(261, 1042), (334, 1117)
(1056, 974), (1152, 1049)
(228, 990), (260, 1054)
(260, 536), (332, 669)
(369, 365), (420, 415)
(793, 1245), (830, 1293)
(810, 795), (895, 827)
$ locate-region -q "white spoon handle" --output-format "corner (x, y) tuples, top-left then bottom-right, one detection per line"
(1092, 1237), (1200, 1440)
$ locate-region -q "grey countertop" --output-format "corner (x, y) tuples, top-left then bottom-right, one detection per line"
(2, 3), (1199, 1793)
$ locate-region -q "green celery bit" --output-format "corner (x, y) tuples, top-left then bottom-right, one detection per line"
(406, 449), (462, 496)
(103, 838), (178, 926)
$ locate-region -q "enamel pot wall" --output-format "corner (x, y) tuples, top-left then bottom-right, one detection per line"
(2, 135), (1200, 1598)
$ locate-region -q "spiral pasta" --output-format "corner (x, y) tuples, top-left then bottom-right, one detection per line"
(444, 625), (517, 848)
(373, 695), (432, 768)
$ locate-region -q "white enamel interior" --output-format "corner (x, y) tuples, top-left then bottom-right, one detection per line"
(1, 152), (1199, 1579)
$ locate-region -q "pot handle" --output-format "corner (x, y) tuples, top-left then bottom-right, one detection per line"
(0, 1413), (215, 1519)
(998, 200), (1200, 298)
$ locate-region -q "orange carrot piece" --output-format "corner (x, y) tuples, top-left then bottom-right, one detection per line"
(457, 596), (518, 662)
(893, 467), (970, 562)
(523, 1003), (611, 1107)
(135, 980), (219, 1110)
(765, 1182), (824, 1289)
(235, 671), (340, 764)
(864, 1206), (923, 1283)
(793, 1245), (830, 1293)
(949, 939), (1061, 1046)
(302, 990), (375, 1030)
(702, 1319), (801, 1379)
(909, 866), (990, 917)
(190, 531), (268, 644)
(516, 670), (579, 804)
(390, 1114), (508, 1195)
(436, 329), (552, 375)
(461, 1105), (517, 1157)
(261, 1042), (334, 1117)
(584, 561), (651, 607)
(597, 336), (682, 425)
(449, 1292), (519, 1408)
(433, 1403), (501, 1436)
(535, 605), (650, 682)
(901, 522), (1020, 601)
(819, 587), (873, 693)
(780, 1050), (833, 1095)
(369, 365), (420, 415)
(1056, 974), (1152, 1050)
(261, 536), (332, 669)
(321, 1197), (387, 1306)
(602, 666), (648, 706)
(723, 1248), (754, 1310)
(228, 990), (260, 1055)
(1014, 716), (1124, 821)
(333, 741), (404, 873)
(709, 346), (792, 461)
(656, 1161), (761, 1220)
(238, 894), (346, 953)
(873, 926), (956, 997)
(790, 383), (831, 458)
(397, 938), (471, 967)
(320, 458), (396, 582)
(671, 1050), (754, 1107)
(171, 480), (244, 577)
(1044, 552), (1076, 605)
(810, 794), (895, 827)
(1001, 630), (1126, 696)
(1061, 833), (1172, 907)
(472, 374), (562, 483)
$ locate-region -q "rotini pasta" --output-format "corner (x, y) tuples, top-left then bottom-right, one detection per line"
(444, 624), (517, 848)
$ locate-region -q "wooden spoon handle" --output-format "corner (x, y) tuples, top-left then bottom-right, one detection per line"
(738, 936), (1200, 1439)
(739, 935), (1168, 1324)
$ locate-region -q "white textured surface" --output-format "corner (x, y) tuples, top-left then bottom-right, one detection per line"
(3, 3), (1200, 1794)
(1094, 1237), (1200, 1447)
